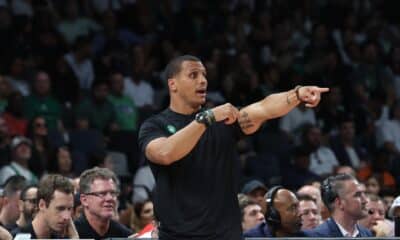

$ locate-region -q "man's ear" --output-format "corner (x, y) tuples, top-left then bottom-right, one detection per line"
(168, 78), (177, 92)
(80, 194), (89, 207)
(334, 197), (343, 211)
(38, 199), (47, 210)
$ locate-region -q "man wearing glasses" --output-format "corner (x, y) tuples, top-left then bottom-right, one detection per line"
(16, 185), (38, 229)
(75, 167), (132, 239)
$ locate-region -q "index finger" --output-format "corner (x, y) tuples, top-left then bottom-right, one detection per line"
(316, 87), (330, 93)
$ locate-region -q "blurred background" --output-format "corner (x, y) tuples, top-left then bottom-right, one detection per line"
(0, 0), (400, 234)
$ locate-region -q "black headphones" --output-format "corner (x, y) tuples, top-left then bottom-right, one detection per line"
(321, 177), (338, 209)
(265, 185), (283, 227)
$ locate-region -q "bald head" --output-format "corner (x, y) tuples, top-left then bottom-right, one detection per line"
(271, 189), (302, 236)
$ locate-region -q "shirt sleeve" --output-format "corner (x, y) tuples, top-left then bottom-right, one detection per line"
(138, 118), (167, 155)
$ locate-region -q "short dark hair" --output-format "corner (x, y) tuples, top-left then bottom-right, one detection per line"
(321, 173), (356, 211)
(79, 167), (119, 194)
(164, 55), (201, 80)
(37, 174), (74, 206)
(238, 197), (258, 220)
(297, 194), (317, 204)
(20, 184), (38, 200)
(3, 175), (27, 197)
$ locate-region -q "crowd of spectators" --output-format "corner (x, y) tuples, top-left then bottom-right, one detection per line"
(0, 0), (400, 238)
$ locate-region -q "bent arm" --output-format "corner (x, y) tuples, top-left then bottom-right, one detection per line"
(145, 121), (206, 165)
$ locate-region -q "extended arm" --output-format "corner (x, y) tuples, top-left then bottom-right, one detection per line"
(239, 86), (329, 135)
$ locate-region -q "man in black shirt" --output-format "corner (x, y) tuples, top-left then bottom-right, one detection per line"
(14, 174), (78, 239)
(139, 55), (329, 240)
(75, 167), (132, 239)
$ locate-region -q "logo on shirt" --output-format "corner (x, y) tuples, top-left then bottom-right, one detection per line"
(166, 125), (176, 134)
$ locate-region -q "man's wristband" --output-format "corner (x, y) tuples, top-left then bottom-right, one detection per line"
(195, 109), (216, 127)
(294, 85), (303, 102)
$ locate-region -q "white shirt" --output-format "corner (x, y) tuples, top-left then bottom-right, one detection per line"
(132, 166), (155, 204)
(64, 53), (95, 90)
(377, 119), (400, 151)
(124, 77), (154, 107)
(309, 146), (339, 176)
(345, 146), (361, 169)
(336, 221), (360, 237)
(0, 162), (38, 185)
(280, 107), (316, 133)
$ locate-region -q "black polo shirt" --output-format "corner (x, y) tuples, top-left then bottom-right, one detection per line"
(74, 213), (133, 239)
(12, 223), (63, 239)
(139, 108), (243, 240)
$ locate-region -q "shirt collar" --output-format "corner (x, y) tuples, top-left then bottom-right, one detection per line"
(336, 221), (360, 237)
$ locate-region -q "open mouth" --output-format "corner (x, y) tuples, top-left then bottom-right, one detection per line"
(196, 89), (207, 97)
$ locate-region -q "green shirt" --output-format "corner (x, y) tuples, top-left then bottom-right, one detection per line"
(24, 95), (62, 130)
(75, 99), (116, 131)
(108, 94), (138, 131)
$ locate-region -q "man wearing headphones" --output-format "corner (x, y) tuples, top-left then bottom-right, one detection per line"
(304, 174), (373, 237)
(243, 186), (304, 237)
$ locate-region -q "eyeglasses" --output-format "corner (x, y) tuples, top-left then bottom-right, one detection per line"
(84, 190), (120, 199)
(23, 198), (38, 204)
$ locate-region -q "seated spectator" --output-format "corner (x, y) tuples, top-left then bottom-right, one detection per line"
(13, 174), (78, 239)
(282, 145), (321, 190)
(243, 186), (304, 237)
(365, 175), (381, 195)
(376, 101), (400, 156)
(26, 116), (52, 177)
(298, 194), (321, 230)
(238, 195), (264, 232)
(0, 175), (26, 231)
(130, 199), (154, 233)
(359, 194), (387, 235)
(23, 71), (62, 130)
(304, 174), (372, 237)
(64, 36), (95, 92)
(48, 146), (75, 178)
(241, 179), (267, 214)
(0, 136), (38, 185)
(123, 46), (155, 110)
(57, 0), (101, 45)
(75, 80), (117, 133)
(75, 167), (132, 238)
(280, 104), (317, 143)
(15, 185), (38, 229)
(302, 124), (339, 177)
(330, 115), (368, 169)
(51, 56), (81, 106)
(6, 57), (29, 97)
(297, 184), (329, 221)
(2, 92), (27, 136)
(108, 71), (138, 131)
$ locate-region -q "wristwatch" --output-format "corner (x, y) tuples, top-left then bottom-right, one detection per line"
(195, 109), (215, 127)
